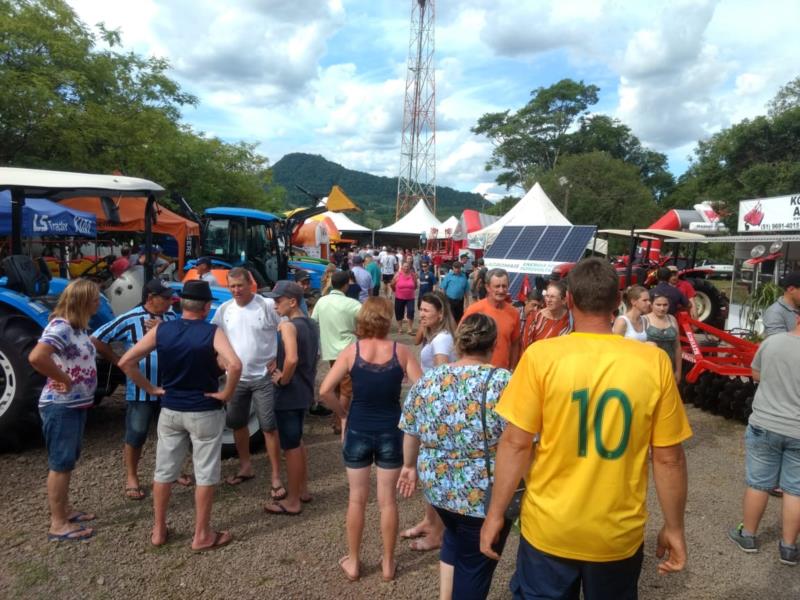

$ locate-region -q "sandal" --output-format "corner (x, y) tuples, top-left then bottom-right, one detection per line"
(125, 487), (146, 501)
(338, 555), (360, 582)
(270, 485), (287, 501)
(191, 530), (232, 553)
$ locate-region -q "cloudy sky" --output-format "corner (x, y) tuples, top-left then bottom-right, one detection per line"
(67, 0), (799, 199)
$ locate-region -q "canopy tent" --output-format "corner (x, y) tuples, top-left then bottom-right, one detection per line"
(452, 209), (499, 241)
(0, 190), (96, 237)
(379, 199), (442, 236)
(435, 215), (459, 239)
(59, 196), (200, 273)
(467, 182), (607, 254)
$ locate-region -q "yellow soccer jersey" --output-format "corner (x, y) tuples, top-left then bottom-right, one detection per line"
(496, 332), (692, 562)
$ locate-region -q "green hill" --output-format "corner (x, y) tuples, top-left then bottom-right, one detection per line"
(270, 153), (485, 229)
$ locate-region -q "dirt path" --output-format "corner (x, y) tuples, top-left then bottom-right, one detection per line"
(1, 376), (798, 598)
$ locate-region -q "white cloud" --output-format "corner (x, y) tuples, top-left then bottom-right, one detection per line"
(63, 0), (800, 194)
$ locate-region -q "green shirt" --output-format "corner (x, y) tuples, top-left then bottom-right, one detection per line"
(366, 261), (381, 287)
(310, 289), (362, 360)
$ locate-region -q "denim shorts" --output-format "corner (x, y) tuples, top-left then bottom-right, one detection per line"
(745, 424), (800, 496)
(342, 427), (403, 469)
(276, 408), (305, 451)
(226, 377), (276, 432)
(125, 401), (160, 448)
(154, 408), (224, 486)
(40, 404), (88, 472)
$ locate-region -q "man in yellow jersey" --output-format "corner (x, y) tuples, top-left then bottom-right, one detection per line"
(480, 258), (692, 599)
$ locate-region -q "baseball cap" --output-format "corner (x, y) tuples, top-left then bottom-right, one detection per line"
(293, 268), (311, 282)
(780, 271), (800, 289)
(265, 280), (304, 301)
(144, 278), (174, 299)
(196, 257), (212, 267)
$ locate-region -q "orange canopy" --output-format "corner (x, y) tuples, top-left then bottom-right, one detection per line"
(59, 196), (200, 273)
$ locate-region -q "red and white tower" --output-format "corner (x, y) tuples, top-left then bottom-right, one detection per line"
(396, 0), (436, 220)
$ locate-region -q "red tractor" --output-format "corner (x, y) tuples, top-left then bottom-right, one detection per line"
(551, 228), (729, 329)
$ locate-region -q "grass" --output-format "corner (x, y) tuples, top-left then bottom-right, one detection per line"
(11, 560), (51, 594)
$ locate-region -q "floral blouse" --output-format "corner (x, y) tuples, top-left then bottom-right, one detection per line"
(399, 364), (510, 518)
(38, 318), (97, 409)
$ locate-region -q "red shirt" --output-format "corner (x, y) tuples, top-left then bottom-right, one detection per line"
(462, 298), (520, 369)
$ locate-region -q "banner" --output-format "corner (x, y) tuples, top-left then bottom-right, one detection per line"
(483, 258), (561, 275)
(738, 193), (800, 233)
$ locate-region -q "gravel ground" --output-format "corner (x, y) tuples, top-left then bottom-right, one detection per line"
(1, 350), (799, 599)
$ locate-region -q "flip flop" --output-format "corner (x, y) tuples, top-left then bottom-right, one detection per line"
(270, 485), (287, 501)
(225, 474), (255, 486)
(67, 511), (96, 523)
(408, 536), (441, 552)
(338, 555), (360, 582)
(263, 502), (301, 516)
(191, 530), (232, 553)
(48, 525), (95, 542)
(125, 487), (146, 501)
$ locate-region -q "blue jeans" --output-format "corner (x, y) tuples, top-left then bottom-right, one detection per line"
(125, 401), (160, 448)
(276, 408), (305, 451)
(40, 404), (88, 472)
(745, 424), (800, 496)
(342, 428), (403, 469)
(511, 536), (643, 600)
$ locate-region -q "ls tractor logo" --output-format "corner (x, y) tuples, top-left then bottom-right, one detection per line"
(32, 214), (50, 232)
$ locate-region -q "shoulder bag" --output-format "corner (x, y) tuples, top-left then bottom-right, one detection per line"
(480, 367), (526, 522)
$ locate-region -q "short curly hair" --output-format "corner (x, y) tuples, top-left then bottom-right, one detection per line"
(355, 296), (393, 339)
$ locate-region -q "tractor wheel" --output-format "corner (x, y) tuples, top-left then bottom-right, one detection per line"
(687, 278), (727, 329)
(0, 315), (45, 451)
(221, 403), (265, 459)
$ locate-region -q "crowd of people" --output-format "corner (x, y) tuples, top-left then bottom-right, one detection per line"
(28, 247), (800, 598)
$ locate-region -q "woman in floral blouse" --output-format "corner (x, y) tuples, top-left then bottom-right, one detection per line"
(29, 279), (101, 542)
(398, 313), (512, 600)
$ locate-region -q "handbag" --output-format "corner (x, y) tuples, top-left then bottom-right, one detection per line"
(480, 367), (526, 522)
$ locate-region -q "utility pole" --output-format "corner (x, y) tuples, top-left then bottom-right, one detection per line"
(396, 0), (436, 220)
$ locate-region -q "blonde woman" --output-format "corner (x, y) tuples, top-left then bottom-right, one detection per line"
(320, 297), (422, 582)
(29, 279), (101, 542)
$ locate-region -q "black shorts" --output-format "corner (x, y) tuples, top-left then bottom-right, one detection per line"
(382, 274), (394, 284)
(275, 408), (305, 450)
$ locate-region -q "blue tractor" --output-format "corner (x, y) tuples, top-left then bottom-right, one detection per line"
(0, 167), (167, 451)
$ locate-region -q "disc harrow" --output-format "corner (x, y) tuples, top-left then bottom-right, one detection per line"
(677, 312), (758, 424)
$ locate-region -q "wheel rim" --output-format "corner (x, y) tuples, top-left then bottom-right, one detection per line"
(693, 290), (712, 322)
(0, 348), (17, 419)
(221, 404), (260, 446)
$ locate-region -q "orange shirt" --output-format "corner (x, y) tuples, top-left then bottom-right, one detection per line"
(462, 298), (521, 369)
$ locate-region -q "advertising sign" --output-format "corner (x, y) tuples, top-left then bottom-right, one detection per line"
(738, 193), (800, 233)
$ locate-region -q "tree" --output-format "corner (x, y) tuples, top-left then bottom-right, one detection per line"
(0, 0), (283, 211)
(667, 77), (800, 226)
(567, 115), (675, 200)
(472, 79), (599, 189)
(484, 195), (519, 217)
(768, 76), (800, 117)
(537, 152), (660, 230)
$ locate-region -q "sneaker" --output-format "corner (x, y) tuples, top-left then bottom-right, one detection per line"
(728, 523), (758, 553)
(779, 542), (799, 566)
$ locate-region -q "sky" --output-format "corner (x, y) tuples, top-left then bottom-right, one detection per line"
(66, 0), (800, 201)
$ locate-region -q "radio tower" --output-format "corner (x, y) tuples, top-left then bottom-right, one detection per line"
(396, 0), (436, 220)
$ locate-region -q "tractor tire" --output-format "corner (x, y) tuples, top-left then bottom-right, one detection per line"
(0, 315), (45, 451)
(687, 278), (727, 329)
(221, 404), (265, 459)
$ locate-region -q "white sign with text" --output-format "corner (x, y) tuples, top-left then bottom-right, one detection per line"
(738, 193), (800, 233)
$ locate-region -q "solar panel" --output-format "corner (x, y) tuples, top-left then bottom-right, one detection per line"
(526, 227), (565, 260)
(553, 226), (597, 262)
(484, 226), (523, 258)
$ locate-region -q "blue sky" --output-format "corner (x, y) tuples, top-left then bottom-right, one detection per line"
(67, 0), (800, 201)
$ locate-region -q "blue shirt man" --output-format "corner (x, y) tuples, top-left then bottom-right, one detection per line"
(91, 278), (184, 499)
(351, 256), (373, 303)
(440, 262), (469, 322)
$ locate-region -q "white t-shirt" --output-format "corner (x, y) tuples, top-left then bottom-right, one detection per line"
(420, 330), (456, 372)
(212, 295), (280, 381)
(380, 253), (397, 276)
(200, 271), (219, 285)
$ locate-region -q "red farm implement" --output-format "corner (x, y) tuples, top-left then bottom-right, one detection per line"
(677, 311), (758, 422)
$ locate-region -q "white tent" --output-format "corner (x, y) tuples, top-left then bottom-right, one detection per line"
(316, 198), (371, 232)
(467, 183), (568, 248)
(467, 182), (606, 254)
(437, 215), (459, 239)
(378, 199), (442, 235)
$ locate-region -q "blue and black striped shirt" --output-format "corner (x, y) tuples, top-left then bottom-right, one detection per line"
(93, 306), (178, 402)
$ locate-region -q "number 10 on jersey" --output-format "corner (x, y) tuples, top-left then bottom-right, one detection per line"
(571, 388), (632, 459)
